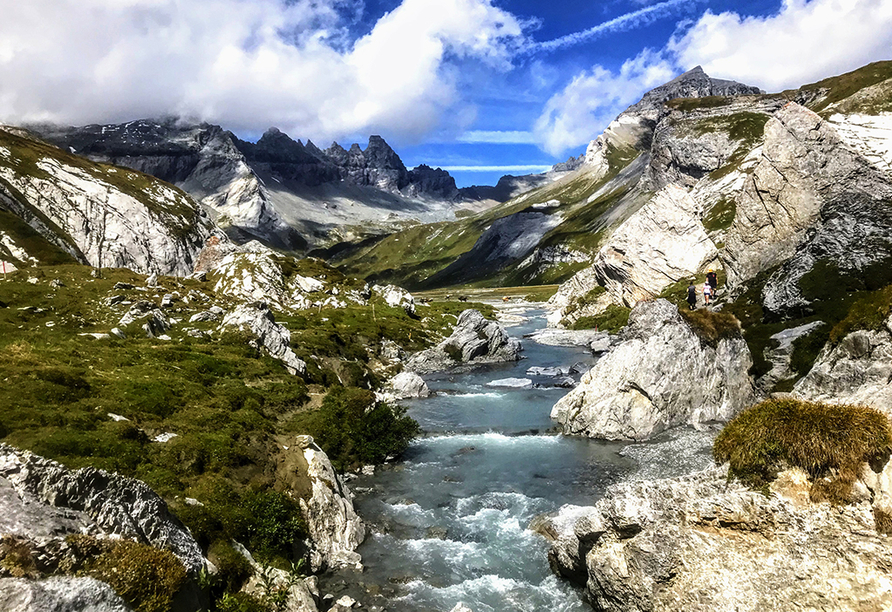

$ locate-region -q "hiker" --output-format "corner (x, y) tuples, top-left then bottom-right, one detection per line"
(703, 280), (712, 306)
(706, 269), (718, 294)
(686, 281), (697, 310)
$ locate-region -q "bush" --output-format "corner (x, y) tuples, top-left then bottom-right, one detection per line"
(292, 386), (420, 470)
(67, 536), (188, 612)
(714, 399), (892, 502)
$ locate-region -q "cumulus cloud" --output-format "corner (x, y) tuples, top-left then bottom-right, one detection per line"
(533, 50), (675, 155)
(0, 0), (524, 142)
(669, 0), (892, 92)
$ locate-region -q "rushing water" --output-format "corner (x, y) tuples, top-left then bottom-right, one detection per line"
(321, 307), (714, 611)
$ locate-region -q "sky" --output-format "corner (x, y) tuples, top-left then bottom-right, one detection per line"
(1, 0), (891, 187)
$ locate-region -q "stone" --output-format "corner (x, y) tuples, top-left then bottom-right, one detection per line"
(406, 310), (522, 374)
(298, 441), (365, 572)
(552, 299), (754, 440)
(373, 284), (416, 316)
(449, 604), (473, 612)
(486, 377), (533, 389)
(0, 577), (131, 612)
(219, 302), (306, 376)
(118, 301), (170, 338)
(378, 371), (431, 402)
(543, 465), (892, 612)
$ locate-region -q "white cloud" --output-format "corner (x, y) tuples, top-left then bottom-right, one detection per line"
(0, 0), (524, 142)
(533, 49), (675, 155)
(669, 0), (892, 92)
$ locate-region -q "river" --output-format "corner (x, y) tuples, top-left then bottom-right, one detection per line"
(321, 306), (714, 611)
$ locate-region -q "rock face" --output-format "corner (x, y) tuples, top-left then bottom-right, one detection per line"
(0, 444), (205, 575)
(0, 127), (214, 276)
(757, 321), (825, 392)
(588, 185), (718, 308)
(723, 102), (892, 309)
(0, 577), (131, 612)
(295, 436), (365, 573)
(793, 315), (892, 413)
(406, 309), (522, 374)
(219, 303), (307, 376)
(551, 300), (753, 440)
(544, 465), (892, 612)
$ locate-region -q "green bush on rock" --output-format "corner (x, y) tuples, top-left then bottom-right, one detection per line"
(290, 387), (420, 471)
(714, 398), (892, 502)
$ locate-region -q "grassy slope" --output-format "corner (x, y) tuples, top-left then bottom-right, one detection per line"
(0, 261), (493, 604)
(338, 141), (640, 290)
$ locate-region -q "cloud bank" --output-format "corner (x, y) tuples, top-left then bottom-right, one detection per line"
(0, 0), (523, 142)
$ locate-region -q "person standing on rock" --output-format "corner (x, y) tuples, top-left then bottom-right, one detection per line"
(703, 280), (712, 307)
(686, 281), (697, 310)
(706, 269), (718, 294)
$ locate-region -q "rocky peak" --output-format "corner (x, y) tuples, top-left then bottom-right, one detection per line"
(625, 66), (763, 119)
(364, 135), (407, 172)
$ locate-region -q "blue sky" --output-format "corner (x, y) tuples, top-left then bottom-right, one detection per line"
(2, 0), (892, 187)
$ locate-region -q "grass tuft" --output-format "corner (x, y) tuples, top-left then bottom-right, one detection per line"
(714, 398), (892, 503)
(680, 308), (741, 347)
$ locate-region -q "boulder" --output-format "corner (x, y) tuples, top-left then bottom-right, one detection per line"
(551, 299), (753, 441)
(378, 371), (431, 402)
(296, 437), (365, 572)
(543, 465), (892, 612)
(0, 577), (131, 612)
(219, 303), (306, 376)
(406, 310), (522, 374)
(373, 284), (415, 316)
(793, 315), (892, 414)
(117, 301), (170, 338)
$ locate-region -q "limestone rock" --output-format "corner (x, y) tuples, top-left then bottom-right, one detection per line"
(219, 303), (306, 376)
(378, 371), (431, 402)
(234, 543), (319, 612)
(406, 310), (522, 374)
(551, 299), (753, 440)
(0, 444), (205, 574)
(793, 315), (892, 414)
(117, 301), (170, 338)
(298, 440), (365, 572)
(544, 465), (892, 612)
(548, 185), (718, 326)
(373, 284), (415, 316)
(0, 577), (131, 612)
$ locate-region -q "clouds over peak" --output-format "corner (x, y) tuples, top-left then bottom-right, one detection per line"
(669, 0), (892, 92)
(0, 0), (524, 142)
(533, 50), (675, 155)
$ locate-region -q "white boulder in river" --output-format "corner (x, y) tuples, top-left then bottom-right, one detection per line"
(551, 299), (753, 440)
(407, 309), (522, 374)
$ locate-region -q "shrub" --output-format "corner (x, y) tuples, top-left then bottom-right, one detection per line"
(67, 536), (188, 612)
(714, 399), (892, 502)
(292, 386), (420, 470)
(680, 309), (741, 347)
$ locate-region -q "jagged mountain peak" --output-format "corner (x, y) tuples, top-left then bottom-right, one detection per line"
(624, 66), (763, 119)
